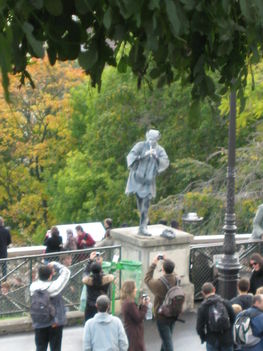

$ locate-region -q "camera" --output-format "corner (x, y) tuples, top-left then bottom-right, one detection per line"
(157, 253), (163, 260)
(96, 252), (100, 257)
(142, 293), (148, 298)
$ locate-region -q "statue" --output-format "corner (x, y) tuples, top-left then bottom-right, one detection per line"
(251, 204), (263, 239)
(125, 129), (169, 236)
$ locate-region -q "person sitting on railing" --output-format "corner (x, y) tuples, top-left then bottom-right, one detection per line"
(63, 229), (77, 251)
(82, 251), (114, 322)
(44, 226), (63, 262)
(96, 218), (114, 251)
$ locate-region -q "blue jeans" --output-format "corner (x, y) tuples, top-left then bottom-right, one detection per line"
(156, 319), (175, 351)
(206, 341), (233, 351)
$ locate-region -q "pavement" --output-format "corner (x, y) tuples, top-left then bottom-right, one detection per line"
(0, 312), (205, 351)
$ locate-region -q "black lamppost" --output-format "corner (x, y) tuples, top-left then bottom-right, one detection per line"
(217, 83), (242, 300)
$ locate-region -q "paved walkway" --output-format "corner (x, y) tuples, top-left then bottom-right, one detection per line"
(0, 312), (205, 351)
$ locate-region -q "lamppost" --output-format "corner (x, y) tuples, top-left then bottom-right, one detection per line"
(217, 83), (242, 299)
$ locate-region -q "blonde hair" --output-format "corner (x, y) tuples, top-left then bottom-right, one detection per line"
(121, 280), (136, 301)
(256, 286), (263, 294)
(232, 304), (242, 315)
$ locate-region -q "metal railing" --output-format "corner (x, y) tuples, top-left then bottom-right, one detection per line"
(0, 245), (121, 318)
(189, 239), (263, 300)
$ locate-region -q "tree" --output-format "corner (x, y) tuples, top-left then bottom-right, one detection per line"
(0, 58), (84, 242)
(1, 0), (263, 103)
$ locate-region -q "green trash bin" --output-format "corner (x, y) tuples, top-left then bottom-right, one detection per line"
(117, 260), (142, 299)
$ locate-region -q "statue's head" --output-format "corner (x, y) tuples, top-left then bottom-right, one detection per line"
(146, 129), (160, 147)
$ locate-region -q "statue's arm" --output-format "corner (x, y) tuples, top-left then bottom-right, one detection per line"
(127, 142), (145, 168)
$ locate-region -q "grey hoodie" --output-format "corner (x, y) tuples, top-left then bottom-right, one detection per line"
(83, 312), (129, 351)
(30, 262), (70, 329)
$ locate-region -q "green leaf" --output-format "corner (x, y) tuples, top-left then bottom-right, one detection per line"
(22, 22), (44, 58)
(117, 56), (127, 73)
(44, 0), (63, 16)
(180, 0), (195, 11)
(103, 8), (112, 30)
(239, 0), (253, 22)
(148, 0), (160, 10)
(75, 0), (90, 14)
(78, 44), (98, 70)
(165, 0), (181, 36)
(30, 0), (43, 9)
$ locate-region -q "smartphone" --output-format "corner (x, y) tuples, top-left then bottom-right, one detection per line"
(157, 254), (163, 260)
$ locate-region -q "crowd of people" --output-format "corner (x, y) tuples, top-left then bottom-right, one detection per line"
(196, 252), (263, 351)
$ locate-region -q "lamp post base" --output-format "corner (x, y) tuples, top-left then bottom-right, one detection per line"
(217, 254), (242, 300)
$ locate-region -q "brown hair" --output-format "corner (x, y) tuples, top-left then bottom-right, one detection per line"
(202, 282), (215, 295)
(121, 280), (136, 301)
(238, 278), (250, 293)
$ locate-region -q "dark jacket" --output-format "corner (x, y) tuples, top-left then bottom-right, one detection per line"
(121, 300), (147, 351)
(0, 225), (11, 258)
(144, 263), (177, 320)
(249, 269), (263, 295)
(231, 294), (253, 310)
(241, 307), (263, 351)
(44, 235), (62, 254)
(196, 294), (235, 347)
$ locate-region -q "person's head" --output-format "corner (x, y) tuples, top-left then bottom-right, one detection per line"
(238, 278), (250, 294)
(253, 294), (263, 311)
(159, 219), (167, 226)
(170, 220), (179, 229)
(232, 304), (242, 315)
(38, 265), (53, 281)
(146, 129), (160, 147)
(96, 295), (110, 313)
(249, 253), (263, 271)
(0, 216), (4, 226)
(162, 259), (175, 274)
(66, 229), (74, 238)
(121, 280), (136, 301)
(104, 218), (112, 229)
(1, 281), (10, 295)
(256, 286), (263, 294)
(75, 225), (84, 235)
(91, 262), (103, 287)
(201, 282), (216, 297)
(61, 254), (72, 267)
(51, 226), (59, 237)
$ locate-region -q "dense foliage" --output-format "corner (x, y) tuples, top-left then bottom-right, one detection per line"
(2, 0), (263, 106)
(1, 59), (263, 243)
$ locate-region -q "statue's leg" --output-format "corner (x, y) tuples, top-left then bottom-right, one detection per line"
(138, 196), (151, 236)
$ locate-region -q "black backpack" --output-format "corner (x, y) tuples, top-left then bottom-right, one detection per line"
(208, 298), (230, 333)
(30, 289), (56, 324)
(158, 276), (185, 319)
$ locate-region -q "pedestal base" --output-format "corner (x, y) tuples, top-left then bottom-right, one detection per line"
(111, 224), (194, 311)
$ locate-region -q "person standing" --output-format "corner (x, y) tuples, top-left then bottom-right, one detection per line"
(239, 294), (263, 351)
(144, 255), (177, 351)
(125, 129), (169, 236)
(196, 282), (235, 351)
(44, 227), (63, 255)
(83, 295), (128, 351)
(0, 216), (11, 280)
(30, 261), (70, 351)
(82, 251), (114, 321)
(231, 279), (253, 310)
(249, 253), (263, 295)
(75, 225), (95, 249)
(121, 280), (148, 351)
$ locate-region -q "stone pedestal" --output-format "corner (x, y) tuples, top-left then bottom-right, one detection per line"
(111, 224), (194, 311)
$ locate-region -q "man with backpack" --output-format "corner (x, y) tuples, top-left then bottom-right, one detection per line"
(30, 261), (70, 351)
(196, 282), (235, 351)
(234, 294), (263, 351)
(144, 255), (182, 351)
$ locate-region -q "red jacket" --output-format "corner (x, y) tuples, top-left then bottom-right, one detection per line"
(77, 232), (95, 249)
